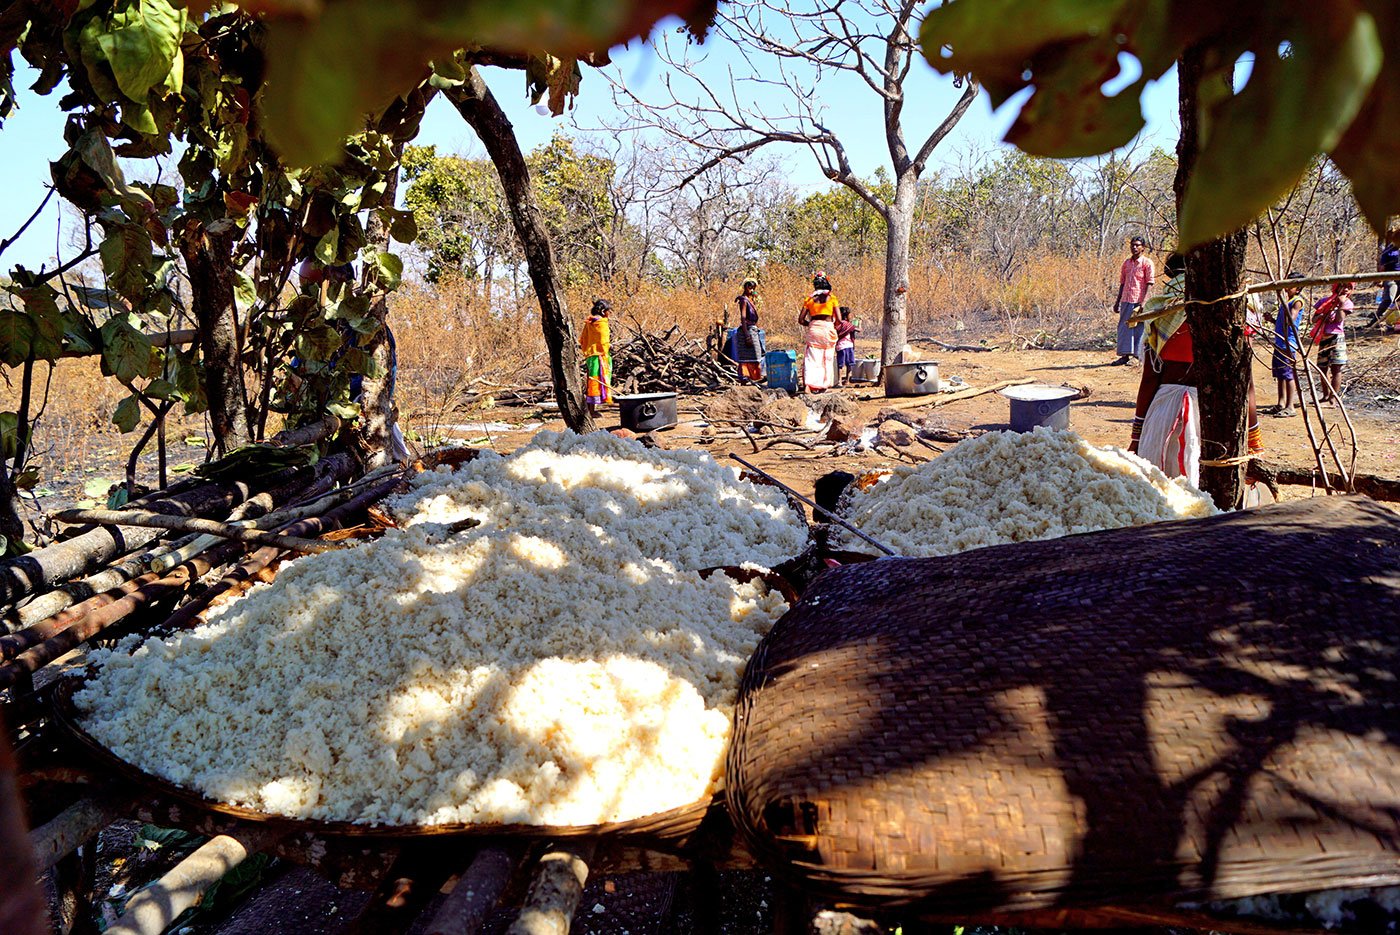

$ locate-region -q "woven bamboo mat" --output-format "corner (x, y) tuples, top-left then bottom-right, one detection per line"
(727, 496), (1400, 918)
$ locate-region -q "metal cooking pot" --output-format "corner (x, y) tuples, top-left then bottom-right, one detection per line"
(1000, 384), (1076, 432)
(849, 358), (881, 383)
(618, 392), (678, 432)
(884, 361), (940, 397)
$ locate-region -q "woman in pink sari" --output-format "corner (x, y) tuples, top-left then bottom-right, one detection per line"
(799, 273), (840, 393)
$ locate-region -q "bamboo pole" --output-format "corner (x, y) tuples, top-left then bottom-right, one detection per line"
(729, 454), (898, 557)
(0, 543), (238, 689)
(1128, 269), (1400, 324)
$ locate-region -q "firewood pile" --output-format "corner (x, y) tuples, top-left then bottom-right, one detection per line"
(611, 323), (742, 395)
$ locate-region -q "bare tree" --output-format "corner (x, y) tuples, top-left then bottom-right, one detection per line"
(652, 156), (787, 287)
(611, 0), (977, 375)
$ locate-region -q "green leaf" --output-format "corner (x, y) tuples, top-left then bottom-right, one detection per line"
(366, 250), (403, 290)
(83, 477), (117, 498)
(1329, 10), (1400, 233)
(112, 396), (141, 433)
(135, 824), (199, 852)
(13, 467), (40, 490)
(0, 412), (24, 459)
(75, 130), (153, 209)
(1180, 7), (1384, 245)
(0, 310), (35, 366)
(386, 208), (417, 244)
(171, 462), (195, 473)
(100, 315), (155, 384)
(232, 269), (257, 314)
(95, 0), (186, 103)
(326, 400), (361, 419)
(313, 227), (339, 265)
(143, 378), (181, 401)
(99, 226), (154, 301)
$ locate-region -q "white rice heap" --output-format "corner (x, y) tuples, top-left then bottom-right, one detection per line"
(389, 429), (806, 571)
(76, 433), (800, 827)
(840, 427), (1216, 557)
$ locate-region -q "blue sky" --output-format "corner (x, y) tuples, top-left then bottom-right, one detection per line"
(0, 18), (1182, 274)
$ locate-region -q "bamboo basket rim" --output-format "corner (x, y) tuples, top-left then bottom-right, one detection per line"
(52, 564), (795, 843)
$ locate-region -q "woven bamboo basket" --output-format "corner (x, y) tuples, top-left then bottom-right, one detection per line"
(726, 496), (1400, 918)
(54, 564), (795, 850)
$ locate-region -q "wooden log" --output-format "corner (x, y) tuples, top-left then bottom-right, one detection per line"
(0, 542), (239, 689)
(424, 846), (521, 935)
(1, 569), (165, 660)
(105, 827), (282, 935)
(0, 471), (296, 607)
(28, 795), (122, 870)
(51, 508), (351, 555)
(271, 413), (342, 448)
(1253, 460), (1400, 502)
(157, 546), (281, 633)
(505, 841), (596, 935)
(4, 534), (199, 633)
(880, 377), (1033, 412)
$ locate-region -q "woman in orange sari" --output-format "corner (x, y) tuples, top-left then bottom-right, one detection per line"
(581, 299), (612, 416)
(799, 273), (840, 393)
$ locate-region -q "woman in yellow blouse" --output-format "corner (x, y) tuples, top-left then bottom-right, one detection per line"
(799, 273), (840, 393)
(581, 299), (612, 416)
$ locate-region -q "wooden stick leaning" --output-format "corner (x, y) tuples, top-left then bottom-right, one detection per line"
(51, 508), (351, 554)
(728, 454), (898, 557)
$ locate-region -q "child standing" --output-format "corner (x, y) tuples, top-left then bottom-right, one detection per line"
(834, 307), (859, 386)
(1310, 282), (1353, 405)
(1266, 272), (1306, 417)
(581, 299), (612, 417)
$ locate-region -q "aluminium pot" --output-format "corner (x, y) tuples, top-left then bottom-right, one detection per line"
(1000, 383), (1076, 432)
(883, 360), (940, 397)
(849, 358), (881, 383)
(618, 392), (679, 432)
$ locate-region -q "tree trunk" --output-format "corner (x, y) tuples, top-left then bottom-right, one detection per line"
(880, 176), (916, 370)
(1176, 47), (1250, 510)
(178, 218), (250, 455)
(0, 468), (23, 558)
(445, 70), (593, 433)
(359, 147), (403, 467)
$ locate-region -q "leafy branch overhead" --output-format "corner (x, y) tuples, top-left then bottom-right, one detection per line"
(919, 0), (1398, 246)
(221, 0), (719, 165)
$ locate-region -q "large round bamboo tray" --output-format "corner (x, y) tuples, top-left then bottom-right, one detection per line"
(53, 565), (794, 850)
(726, 496), (1400, 918)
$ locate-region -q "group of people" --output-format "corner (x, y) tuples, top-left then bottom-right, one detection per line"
(576, 272), (864, 416)
(1119, 234), (1389, 488)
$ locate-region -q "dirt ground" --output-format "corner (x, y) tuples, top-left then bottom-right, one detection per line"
(427, 332), (1400, 513)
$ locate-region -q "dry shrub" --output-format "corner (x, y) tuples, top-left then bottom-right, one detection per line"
(908, 252), (1117, 348)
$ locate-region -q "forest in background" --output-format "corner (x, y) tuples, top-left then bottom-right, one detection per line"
(389, 133), (1379, 372)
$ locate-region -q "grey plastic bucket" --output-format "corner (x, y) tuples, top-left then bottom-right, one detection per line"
(1000, 384), (1076, 432)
